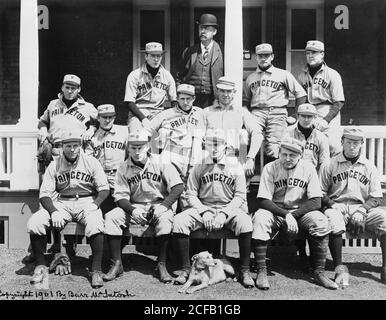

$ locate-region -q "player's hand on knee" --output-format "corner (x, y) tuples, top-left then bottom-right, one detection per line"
(213, 212), (227, 231)
(348, 211), (366, 236)
(131, 208), (148, 225)
(331, 203), (349, 215)
(285, 213), (298, 235)
(51, 211), (66, 229)
(151, 205), (168, 223)
(244, 157), (255, 177)
(202, 211), (215, 232)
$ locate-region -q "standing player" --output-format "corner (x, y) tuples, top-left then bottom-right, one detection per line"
(103, 130), (184, 283)
(84, 104), (129, 213)
(172, 130), (254, 288)
(243, 43), (307, 162)
(148, 84), (205, 209)
(27, 130), (109, 288)
(176, 13), (223, 108)
(297, 40), (345, 156)
(285, 103), (329, 171)
(320, 128), (386, 286)
(203, 76), (263, 178)
(251, 137), (337, 290)
(37, 74), (98, 163)
(124, 42), (178, 132)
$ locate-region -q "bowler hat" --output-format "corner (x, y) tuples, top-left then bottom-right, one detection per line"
(197, 13), (218, 27)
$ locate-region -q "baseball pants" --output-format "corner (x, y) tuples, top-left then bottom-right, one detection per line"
(324, 204), (386, 239)
(27, 197), (104, 237)
(251, 107), (288, 158)
(252, 209), (330, 241)
(104, 204), (174, 236)
(315, 104), (342, 156)
(173, 207), (253, 236)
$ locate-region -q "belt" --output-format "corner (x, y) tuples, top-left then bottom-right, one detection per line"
(251, 105), (287, 111)
(59, 193), (93, 199)
(105, 169), (117, 174)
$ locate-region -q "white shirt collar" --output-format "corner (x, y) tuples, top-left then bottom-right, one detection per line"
(201, 41), (214, 53)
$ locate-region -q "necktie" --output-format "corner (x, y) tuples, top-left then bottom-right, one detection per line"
(203, 47), (209, 62)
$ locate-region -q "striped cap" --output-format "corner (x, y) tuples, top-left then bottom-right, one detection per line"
(216, 76), (235, 90)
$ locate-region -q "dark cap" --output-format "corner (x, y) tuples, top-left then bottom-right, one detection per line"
(197, 13), (218, 27)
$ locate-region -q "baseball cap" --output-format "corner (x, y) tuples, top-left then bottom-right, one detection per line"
(297, 103), (318, 116)
(177, 84), (195, 96)
(197, 13), (218, 27)
(255, 43), (273, 55)
(63, 74), (81, 87)
(127, 130), (150, 144)
(280, 137), (304, 154)
(305, 40), (325, 52)
(216, 76), (236, 90)
(97, 104), (116, 116)
(142, 42), (165, 54)
(204, 129), (227, 144)
(60, 130), (82, 144)
(342, 128), (365, 141)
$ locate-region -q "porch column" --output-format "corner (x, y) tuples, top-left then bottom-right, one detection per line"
(18, 0), (39, 129)
(224, 0), (243, 106)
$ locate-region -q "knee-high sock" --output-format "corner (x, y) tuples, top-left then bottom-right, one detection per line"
(329, 233), (343, 268)
(308, 235), (328, 272)
(381, 234), (386, 268)
(252, 239), (268, 270)
(238, 232), (252, 272)
(107, 235), (122, 262)
(89, 233), (104, 272)
(157, 234), (170, 264)
(173, 233), (190, 271)
(30, 234), (47, 266)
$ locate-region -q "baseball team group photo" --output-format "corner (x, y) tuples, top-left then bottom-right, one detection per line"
(1, 0), (386, 301)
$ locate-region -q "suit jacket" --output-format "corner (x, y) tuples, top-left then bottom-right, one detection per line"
(177, 40), (224, 96)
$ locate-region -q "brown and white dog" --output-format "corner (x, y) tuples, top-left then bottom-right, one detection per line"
(178, 251), (235, 294)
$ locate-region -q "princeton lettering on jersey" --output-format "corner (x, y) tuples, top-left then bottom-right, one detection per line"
(50, 108), (65, 118)
(274, 178), (308, 189)
(66, 108), (86, 122)
(93, 141), (126, 154)
(313, 77), (329, 89)
(137, 81), (169, 95)
(127, 170), (162, 187)
(56, 171), (94, 184)
(304, 141), (319, 152)
(250, 80), (283, 91)
(200, 173), (235, 187)
(332, 170), (370, 186)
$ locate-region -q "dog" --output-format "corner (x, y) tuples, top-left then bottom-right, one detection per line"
(178, 251), (235, 294)
(30, 265), (49, 290)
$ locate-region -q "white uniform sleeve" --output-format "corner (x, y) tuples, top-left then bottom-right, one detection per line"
(91, 158), (110, 192)
(242, 108), (263, 159)
(39, 161), (58, 199)
(39, 103), (52, 126)
(113, 163), (131, 202)
(87, 103), (98, 120)
(369, 165), (383, 198)
(162, 162), (184, 189)
(124, 71), (138, 103)
(257, 164), (275, 200)
(306, 164), (323, 199)
(285, 71), (307, 99)
(186, 165), (207, 214)
(319, 161), (332, 195)
(329, 69), (345, 102)
(167, 73), (177, 101)
(317, 133), (330, 171)
(222, 166), (247, 217)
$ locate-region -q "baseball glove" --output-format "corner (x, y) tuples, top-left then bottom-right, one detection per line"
(347, 216), (365, 237)
(49, 253), (71, 275)
(37, 139), (53, 167)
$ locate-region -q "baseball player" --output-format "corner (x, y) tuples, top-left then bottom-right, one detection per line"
(243, 43), (307, 162)
(176, 13), (224, 108)
(103, 130), (184, 283)
(84, 104), (129, 213)
(297, 40), (345, 156)
(172, 129), (255, 288)
(251, 137), (338, 290)
(285, 103), (330, 171)
(37, 74), (98, 164)
(148, 83), (205, 209)
(124, 42), (178, 132)
(320, 128), (386, 286)
(202, 76), (263, 179)
(27, 129), (110, 288)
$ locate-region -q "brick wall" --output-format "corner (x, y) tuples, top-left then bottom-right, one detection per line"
(0, 0), (20, 125)
(38, 0), (133, 125)
(324, 0), (386, 125)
